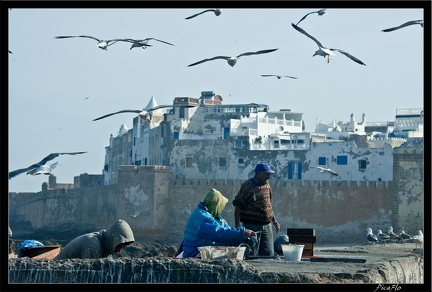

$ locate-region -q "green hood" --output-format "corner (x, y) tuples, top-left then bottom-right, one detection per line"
(203, 188), (228, 218)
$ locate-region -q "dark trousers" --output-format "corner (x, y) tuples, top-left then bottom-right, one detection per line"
(242, 222), (274, 256)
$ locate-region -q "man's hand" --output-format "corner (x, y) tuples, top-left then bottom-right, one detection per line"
(245, 229), (257, 238)
(273, 220), (281, 234)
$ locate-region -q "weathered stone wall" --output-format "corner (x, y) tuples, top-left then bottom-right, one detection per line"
(9, 185), (118, 236)
(9, 137), (423, 245)
(167, 178), (393, 244)
(392, 140), (424, 233)
(9, 173), (394, 245)
(7, 251), (424, 284)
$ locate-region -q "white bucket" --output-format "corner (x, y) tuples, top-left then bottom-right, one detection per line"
(281, 244), (304, 261)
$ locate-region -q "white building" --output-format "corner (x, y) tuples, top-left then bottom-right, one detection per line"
(102, 91), (422, 185)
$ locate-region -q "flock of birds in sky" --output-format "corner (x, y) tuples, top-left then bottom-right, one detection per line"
(49, 8), (423, 70)
(365, 227), (424, 247)
(9, 8), (424, 179)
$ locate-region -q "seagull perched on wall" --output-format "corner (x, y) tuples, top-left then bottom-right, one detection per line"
(93, 104), (196, 122)
(188, 48), (278, 67)
(311, 166), (339, 176)
(54, 35), (122, 50)
(261, 74), (298, 79)
(376, 229), (391, 243)
(296, 8), (327, 25)
(387, 227), (402, 242)
(9, 152), (88, 179)
(185, 8), (222, 20)
(412, 230), (423, 247)
(112, 37), (175, 50)
(381, 20), (423, 32)
(365, 228), (379, 245)
(398, 230), (412, 242)
(291, 23), (366, 66)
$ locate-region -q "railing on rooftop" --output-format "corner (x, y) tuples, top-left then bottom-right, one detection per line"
(396, 108), (423, 116)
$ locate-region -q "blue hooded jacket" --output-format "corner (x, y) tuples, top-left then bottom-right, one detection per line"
(181, 189), (248, 258)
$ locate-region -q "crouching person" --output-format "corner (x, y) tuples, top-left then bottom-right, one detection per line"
(176, 188), (256, 258)
(55, 219), (135, 260)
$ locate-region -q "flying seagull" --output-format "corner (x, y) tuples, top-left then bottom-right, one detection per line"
(54, 35), (122, 50)
(296, 8), (327, 25)
(365, 228), (379, 245)
(291, 23), (366, 66)
(9, 152), (88, 179)
(113, 38), (175, 50)
(188, 48), (278, 67)
(261, 74), (298, 79)
(93, 104), (196, 122)
(26, 161), (59, 176)
(311, 166), (339, 176)
(185, 9), (222, 20)
(382, 20), (423, 32)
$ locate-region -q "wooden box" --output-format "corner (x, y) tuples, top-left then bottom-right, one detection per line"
(287, 228), (316, 257)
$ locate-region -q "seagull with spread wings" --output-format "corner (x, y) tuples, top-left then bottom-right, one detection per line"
(296, 8), (327, 25)
(382, 20), (423, 32)
(261, 74), (298, 79)
(55, 35), (122, 50)
(188, 48), (278, 67)
(113, 37), (175, 50)
(93, 104), (196, 122)
(185, 9), (222, 20)
(311, 166), (339, 176)
(9, 152), (88, 179)
(291, 23), (366, 66)
(26, 161), (59, 176)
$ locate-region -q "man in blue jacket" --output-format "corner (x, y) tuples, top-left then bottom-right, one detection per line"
(177, 188), (256, 258)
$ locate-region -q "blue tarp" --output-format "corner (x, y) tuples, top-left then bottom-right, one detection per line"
(17, 240), (44, 251)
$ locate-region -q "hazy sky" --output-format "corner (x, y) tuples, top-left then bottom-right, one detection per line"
(7, 4), (426, 193)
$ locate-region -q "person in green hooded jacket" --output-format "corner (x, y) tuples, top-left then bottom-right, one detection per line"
(54, 219), (135, 260)
(176, 188), (256, 258)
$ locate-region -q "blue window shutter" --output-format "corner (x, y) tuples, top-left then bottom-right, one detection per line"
(337, 156), (348, 165)
(224, 127), (230, 139)
(318, 157), (326, 165)
(288, 162), (293, 179)
(298, 163), (302, 179)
